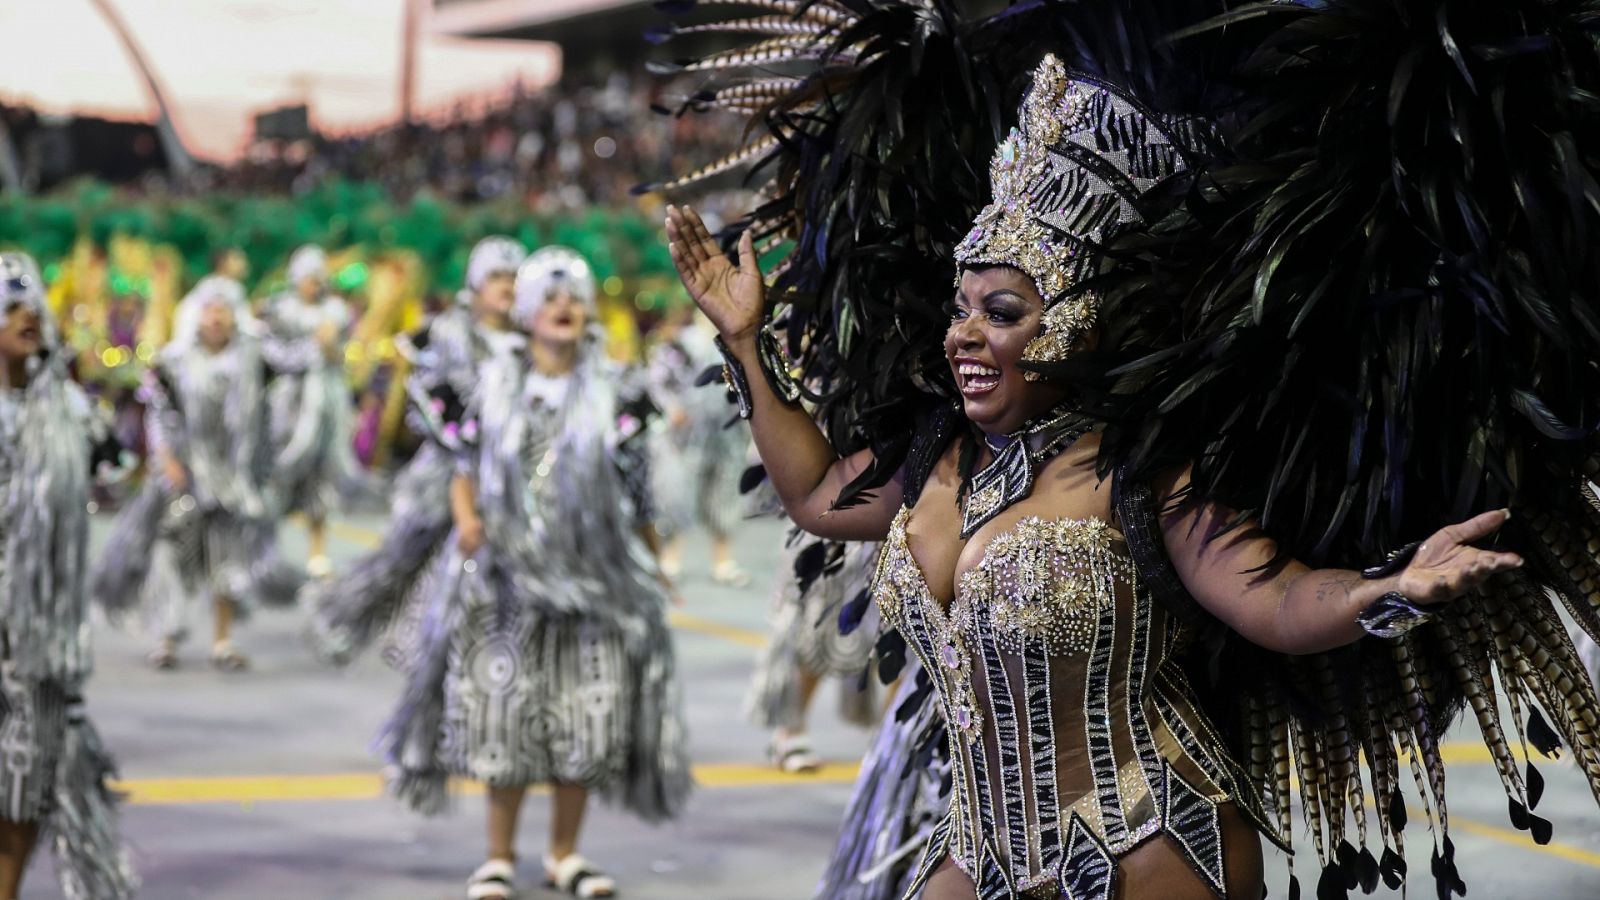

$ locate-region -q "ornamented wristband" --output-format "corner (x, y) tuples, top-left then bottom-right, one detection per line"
(714, 335), (756, 420)
(1357, 539), (1428, 638)
(1356, 592), (1434, 639)
(756, 328), (803, 407)
(714, 330), (802, 420)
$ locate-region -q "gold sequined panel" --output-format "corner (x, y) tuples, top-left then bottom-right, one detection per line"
(958, 516), (1132, 654)
(878, 502), (1258, 900)
(871, 508), (917, 629)
(873, 507), (986, 743)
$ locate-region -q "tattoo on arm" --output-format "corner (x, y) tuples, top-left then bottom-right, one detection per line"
(1313, 572), (1360, 605)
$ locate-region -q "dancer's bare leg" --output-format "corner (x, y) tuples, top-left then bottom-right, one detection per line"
(0, 819), (39, 900)
(711, 532), (735, 571)
(213, 595), (235, 646)
(710, 530), (749, 585)
(660, 535), (684, 577)
(774, 667), (822, 743)
(545, 785), (614, 896)
(307, 516), (330, 576)
(486, 783), (528, 863)
(921, 855), (978, 900)
(549, 783), (588, 861)
(211, 595), (248, 669)
(467, 785), (528, 898)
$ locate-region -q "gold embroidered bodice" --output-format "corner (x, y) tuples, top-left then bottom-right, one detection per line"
(875, 506), (1265, 899)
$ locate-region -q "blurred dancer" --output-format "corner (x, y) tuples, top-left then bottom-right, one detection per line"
(379, 247), (688, 899)
(210, 245), (250, 285)
(648, 306), (752, 585)
(0, 253), (135, 900)
(746, 531), (880, 771)
(262, 244), (360, 577)
(813, 662), (949, 900)
(94, 275), (299, 670)
(304, 236), (528, 665)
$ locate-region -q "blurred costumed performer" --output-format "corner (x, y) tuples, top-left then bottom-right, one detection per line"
(94, 275), (302, 671)
(262, 244), (361, 577)
(0, 253), (136, 900)
(647, 305), (753, 585)
(303, 236), (528, 665)
(209, 246), (250, 285)
(813, 659), (951, 900)
(653, 1), (1600, 896)
(377, 247), (688, 900)
(745, 526), (881, 771)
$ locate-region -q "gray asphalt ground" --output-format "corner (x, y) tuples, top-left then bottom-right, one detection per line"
(20, 511), (1600, 899)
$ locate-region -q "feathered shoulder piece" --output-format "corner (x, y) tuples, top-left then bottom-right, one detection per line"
(1062, 1), (1600, 897)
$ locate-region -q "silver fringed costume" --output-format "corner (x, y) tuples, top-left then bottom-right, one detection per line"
(813, 663), (949, 900)
(261, 244), (360, 522)
(379, 247), (690, 822)
(0, 253), (137, 899)
(648, 321), (750, 540)
(304, 237), (529, 666)
(94, 276), (302, 639)
(746, 532), (881, 731)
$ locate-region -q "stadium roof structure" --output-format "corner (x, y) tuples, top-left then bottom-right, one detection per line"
(431, 0), (705, 58)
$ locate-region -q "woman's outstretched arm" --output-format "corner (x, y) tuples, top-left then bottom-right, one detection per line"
(1155, 467), (1523, 655)
(666, 205), (900, 541)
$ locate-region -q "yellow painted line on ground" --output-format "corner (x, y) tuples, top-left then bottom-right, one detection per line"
(115, 762), (860, 807)
(1424, 806), (1600, 868)
(121, 772), (385, 805)
(109, 758), (1600, 869)
(314, 519), (772, 649)
(668, 609), (767, 648)
(1410, 742), (1494, 765)
(323, 518), (384, 550)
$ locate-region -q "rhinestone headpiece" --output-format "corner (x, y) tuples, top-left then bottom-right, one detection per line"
(954, 55), (1212, 364)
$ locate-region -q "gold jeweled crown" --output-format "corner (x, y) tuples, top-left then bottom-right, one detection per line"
(953, 54), (1212, 366)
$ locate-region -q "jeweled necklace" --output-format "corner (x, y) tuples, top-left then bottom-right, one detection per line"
(960, 404), (1091, 538)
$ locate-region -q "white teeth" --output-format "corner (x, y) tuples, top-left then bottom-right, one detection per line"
(957, 363), (1001, 377)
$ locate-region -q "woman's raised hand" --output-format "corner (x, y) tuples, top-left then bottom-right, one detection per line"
(1398, 509), (1524, 604)
(666, 205), (764, 343)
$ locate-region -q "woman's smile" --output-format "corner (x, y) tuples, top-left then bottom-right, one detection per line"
(954, 356), (1002, 396)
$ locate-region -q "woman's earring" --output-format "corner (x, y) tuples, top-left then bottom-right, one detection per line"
(1020, 292), (1096, 377)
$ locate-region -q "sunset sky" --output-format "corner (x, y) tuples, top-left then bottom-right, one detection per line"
(0, 0), (560, 161)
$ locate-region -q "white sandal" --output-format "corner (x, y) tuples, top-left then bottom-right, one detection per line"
(148, 640), (180, 671)
(466, 859), (517, 900)
(544, 853), (616, 898)
(769, 733), (823, 774)
(307, 554), (333, 579)
(209, 641), (250, 672)
(710, 560), (751, 588)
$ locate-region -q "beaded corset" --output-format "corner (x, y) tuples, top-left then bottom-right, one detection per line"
(875, 506), (1271, 899)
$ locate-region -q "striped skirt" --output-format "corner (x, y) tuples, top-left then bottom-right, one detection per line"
(440, 610), (634, 789)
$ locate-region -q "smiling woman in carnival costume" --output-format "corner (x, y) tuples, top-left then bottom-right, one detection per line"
(651, 1), (1600, 897)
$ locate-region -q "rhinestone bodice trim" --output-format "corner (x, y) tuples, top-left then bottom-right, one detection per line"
(876, 506), (1250, 899)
